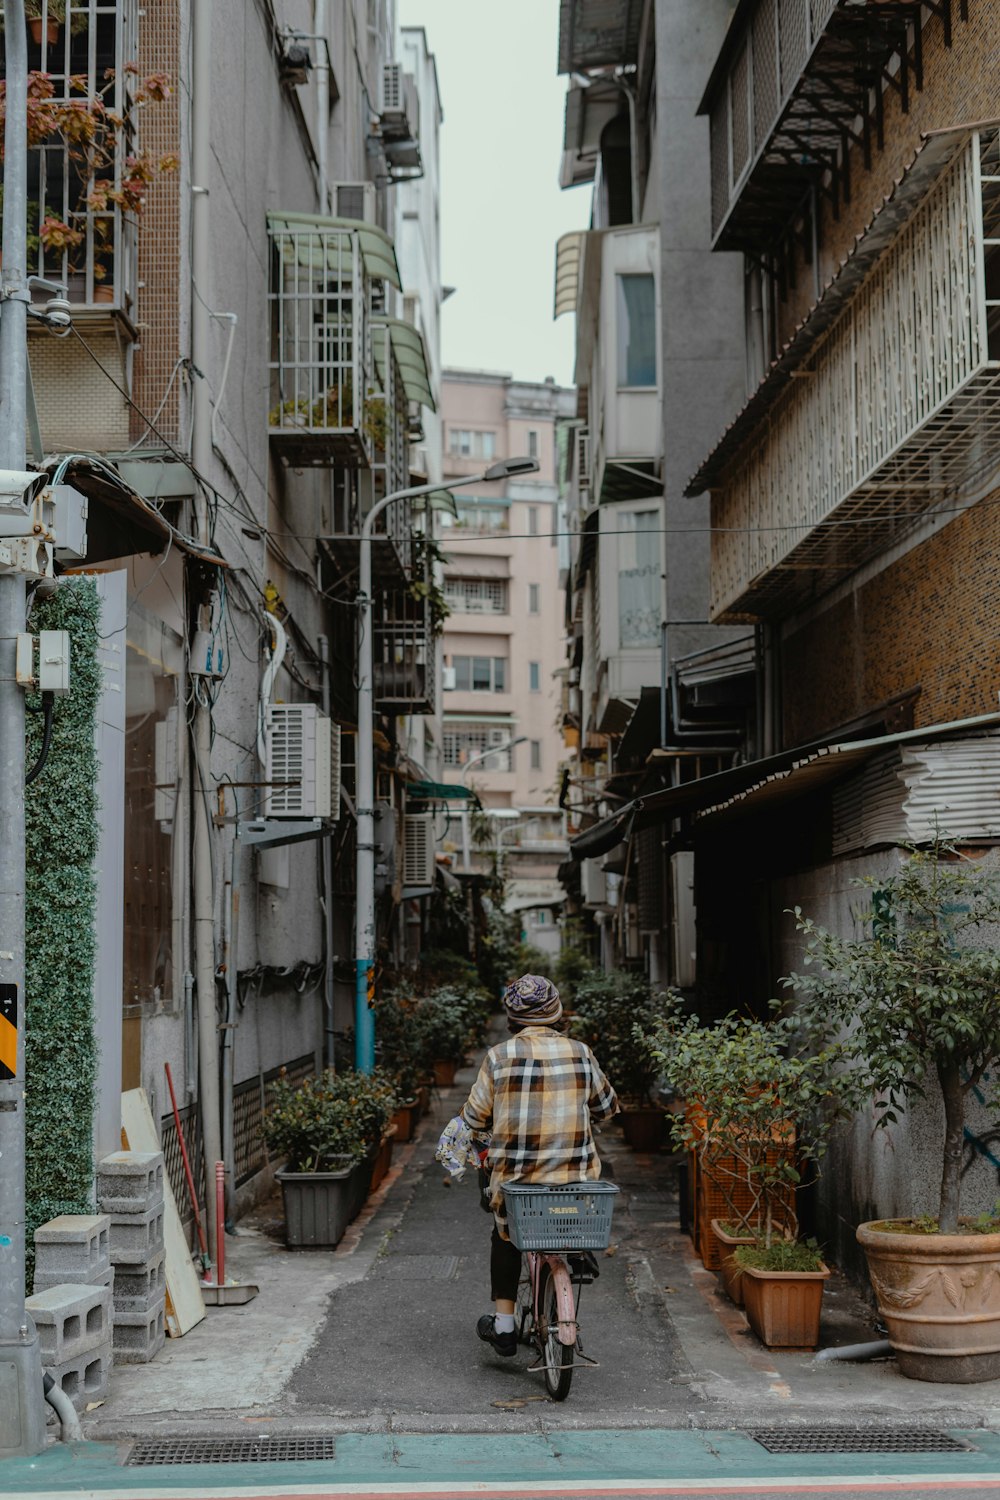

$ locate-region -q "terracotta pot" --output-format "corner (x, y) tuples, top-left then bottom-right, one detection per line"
(741, 1260), (830, 1351)
(30, 17), (60, 45)
(711, 1219), (757, 1306)
(92, 284), (115, 305)
(391, 1099), (418, 1144)
(432, 1058), (457, 1088)
(415, 1084), (430, 1116)
(368, 1123), (398, 1194)
(858, 1221), (1000, 1383)
(620, 1106), (665, 1152)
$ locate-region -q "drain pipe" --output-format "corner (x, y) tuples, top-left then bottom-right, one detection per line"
(318, 635), (336, 1070)
(42, 1374), (83, 1442)
(190, 0), (223, 1260)
(315, 0), (330, 213)
(812, 1339), (892, 1363)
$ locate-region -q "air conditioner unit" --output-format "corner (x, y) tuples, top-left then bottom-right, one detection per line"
(441, 665), (456, 691)
(381, 64), (419, 138)
(334, 180), (377, 224)
(580, 859), (606, 907)
(265, 704), (339, 819)
(402, 812), (435, 888)
(577, 428), (591, 489)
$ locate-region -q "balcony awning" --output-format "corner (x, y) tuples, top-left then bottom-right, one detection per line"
(267, 210), (402, 289)
(570, 713), (1000, 860)
(411, 488), (459, 520)
(373, 317), (436, 410)
(50, 457), (227, 569)
(554, 231), (585, 318)
(560, 78), (623, 189)
(558, 0), (643, 73)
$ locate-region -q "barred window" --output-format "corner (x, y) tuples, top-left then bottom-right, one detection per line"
(442, 724), (514, 771)
(443, 577), (508, 613)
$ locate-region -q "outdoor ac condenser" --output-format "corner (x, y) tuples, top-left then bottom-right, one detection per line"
(334, 181), (376, 224)
(402, 812), (435, 889)
(265, 704), (341, 820)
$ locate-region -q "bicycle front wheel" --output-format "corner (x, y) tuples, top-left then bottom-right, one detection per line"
(538, 1263), (573, 1401)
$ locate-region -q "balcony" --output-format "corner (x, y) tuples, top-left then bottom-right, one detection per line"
(557, 0), (643, 74)
(374, 583), (435, 716)
(701, 0), (969, 253)
(267, 212), (402, 468)
(555, 225), (662, 504)
(698, 125), (1000, 621)
(18, 0), (142, 325)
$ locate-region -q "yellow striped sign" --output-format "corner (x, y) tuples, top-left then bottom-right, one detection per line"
(0, 984), (17, 1081)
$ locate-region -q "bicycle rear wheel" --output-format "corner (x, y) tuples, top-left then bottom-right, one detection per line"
(538, 1262), (573, 1400)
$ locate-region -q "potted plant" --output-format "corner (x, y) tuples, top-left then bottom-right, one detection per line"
(572, 972), (674, 1150)
(786, 839), (1000, 1381)
(0, 67), (177, 304)
(375, 989), (423, 1141)
(652, 1003), (849, 1348)
(264, 1068), (394, 1247)
(414, 982), (485, 1087)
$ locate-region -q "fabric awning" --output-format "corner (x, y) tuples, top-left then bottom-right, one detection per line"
(373, 317), (436, 410)
(554, 231), (585, 317)
(267, 210), (402, 289)
(570, 712), (1000, 859)
(411, 488), (459, 520)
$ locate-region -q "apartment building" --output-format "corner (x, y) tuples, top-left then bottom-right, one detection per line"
(438, 369), (574, 953)
(11, 0), (441, 1238)
(554, 0), (749, 979)
(567, 0), (1000, 1274)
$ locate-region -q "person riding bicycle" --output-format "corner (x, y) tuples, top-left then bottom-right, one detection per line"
(459, 973), (619, 1357)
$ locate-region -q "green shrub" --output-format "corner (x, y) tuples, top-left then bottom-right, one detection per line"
(264, 1068), (397, 1173)
(570, 971), (677, 1103)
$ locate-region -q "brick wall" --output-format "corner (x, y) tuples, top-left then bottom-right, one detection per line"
(31, 332), (130, 453)
(131, 0), (183, 447)
(781, 490), (1000, 745)
(777, 3), (995, 346)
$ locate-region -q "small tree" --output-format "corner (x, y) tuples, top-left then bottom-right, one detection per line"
(784, 840), (1000, 1236)
(571, 971), (677, 1104)
(651, 1002), (852, 1245)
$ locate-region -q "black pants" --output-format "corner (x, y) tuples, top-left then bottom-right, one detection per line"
(490, 1226), (522, 1302)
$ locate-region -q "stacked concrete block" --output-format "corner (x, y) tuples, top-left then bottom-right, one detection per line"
(98, 1151), (167, 1366)
(31, 1216), (115, 1409)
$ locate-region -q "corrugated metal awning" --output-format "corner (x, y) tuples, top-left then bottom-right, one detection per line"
(570, 712), (1000, 860)
(685, 124), (984, 497)
(554, 231), (585, 319)
(267, 210), (402, 290)
(373, 317), (436, 410)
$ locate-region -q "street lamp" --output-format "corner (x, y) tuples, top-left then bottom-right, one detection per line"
(458, 735), (528, 871)
(354, 457), (539, 1073)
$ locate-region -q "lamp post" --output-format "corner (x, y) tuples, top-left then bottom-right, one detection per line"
(355, 458), (538, 1073)
(458, 735), (528, 872)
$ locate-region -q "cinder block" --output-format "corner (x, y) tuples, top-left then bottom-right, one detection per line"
(97, 1151), (165, 1216)
(109, 1204), (164, 1265)
(112, 1291), (166, 1365)
(112, 1249), (165, 1315)
(34, 1215), (111, 1285)
(27, 1282), (112, 1365)
(34, 1263), (113, 1296)
(46, 1342), (112, 1412)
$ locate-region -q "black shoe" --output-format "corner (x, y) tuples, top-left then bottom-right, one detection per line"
(476, 1314), (517, 1357)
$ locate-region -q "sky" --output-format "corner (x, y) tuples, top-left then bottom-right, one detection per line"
(397, 0), (589, 387)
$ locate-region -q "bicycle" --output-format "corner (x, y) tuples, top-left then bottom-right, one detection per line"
(501, 1180), (619, 1401)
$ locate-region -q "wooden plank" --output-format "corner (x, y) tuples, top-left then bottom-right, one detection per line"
(121, 1087), (206, 1338)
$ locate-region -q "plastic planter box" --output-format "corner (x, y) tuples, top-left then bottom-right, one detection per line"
(277, 1157), (361, 1248)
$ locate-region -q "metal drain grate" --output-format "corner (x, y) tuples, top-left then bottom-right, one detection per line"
(750, 1429), (972, 1455)
(125, 1436), (337, 1466)
(374, 1253), (461, 1281)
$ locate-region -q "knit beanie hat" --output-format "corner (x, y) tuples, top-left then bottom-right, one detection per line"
(503, 974), (563, 1026)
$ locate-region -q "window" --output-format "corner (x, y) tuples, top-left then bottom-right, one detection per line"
(442, 723), (514, 771)
(530, 740), (542, 771)
(529, 661), (541, 692)
(528, 430), (539, 460)
(616, 274), (657, 387)
(617, 510), (660, 647)
(528, 583), (540, 615)
(452, 656), (507, 693)
(442, 500), (509, 534)
(443, 577), (508, 613)
(528, 506), (538, 536)
(448, 428), (497, 459)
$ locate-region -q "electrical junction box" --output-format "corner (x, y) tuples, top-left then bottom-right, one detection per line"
(38, 630), (71, 695)
(190, 628), (224, 678)
(50, 485), (89, 561)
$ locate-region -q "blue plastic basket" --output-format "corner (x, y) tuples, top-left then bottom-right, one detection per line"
(501, 1181), (619, 1251)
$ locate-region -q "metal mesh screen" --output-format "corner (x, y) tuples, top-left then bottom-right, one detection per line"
(126, 1436), (337, 1466)
(160, 1103), (204, 1234)
(751, 1429), (971, 1455)
(810, 0), (839, 36)
(752, 0), (779, 155)
(636, 825), (663, 933)
(730, 45), (751, 182)
(777, 0), (808, 98)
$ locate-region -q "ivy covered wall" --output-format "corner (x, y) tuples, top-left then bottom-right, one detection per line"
(24, 579), (101, 1284)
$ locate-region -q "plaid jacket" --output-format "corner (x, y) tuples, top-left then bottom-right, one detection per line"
(461, 1026), (619, 1239)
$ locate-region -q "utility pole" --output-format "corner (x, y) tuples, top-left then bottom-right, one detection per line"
(0, 0), (49, 1457)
